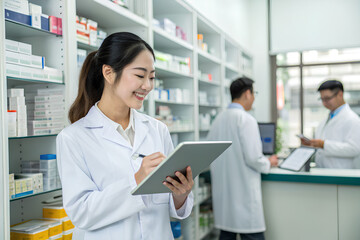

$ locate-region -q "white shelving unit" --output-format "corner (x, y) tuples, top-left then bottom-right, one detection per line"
(0, 0), (253, 239)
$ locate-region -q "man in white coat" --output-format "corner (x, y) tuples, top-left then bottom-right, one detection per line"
(207, 77), (278, 240)
(301, 80), (360, 169)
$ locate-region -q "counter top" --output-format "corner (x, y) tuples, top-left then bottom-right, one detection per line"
(261, 168), (360, 186)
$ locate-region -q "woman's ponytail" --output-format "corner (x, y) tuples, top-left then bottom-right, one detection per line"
(68, 51), (103, 123)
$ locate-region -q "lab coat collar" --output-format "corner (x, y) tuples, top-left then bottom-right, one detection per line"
(325, 104), (350, 127)
(228, 102), (244, 110)
(83, 106), (150, 151)
(132, 110), (150, 155)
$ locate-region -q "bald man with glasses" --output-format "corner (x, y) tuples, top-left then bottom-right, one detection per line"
(301, 80), (360, 169)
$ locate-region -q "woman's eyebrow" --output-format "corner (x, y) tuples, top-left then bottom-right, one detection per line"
(132, 67), (155, 73)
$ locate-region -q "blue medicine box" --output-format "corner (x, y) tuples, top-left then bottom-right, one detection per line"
(5, 9), (31, 26)
(40, 154), (56, 160)
(41, 16), (49, 31)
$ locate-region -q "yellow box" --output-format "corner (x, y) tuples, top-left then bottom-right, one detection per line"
(49, 233), (63, 240)
(48, 221), (62, 237)
(43, 204), (67, 219)
(63, 230), (73, 240)
(11, 226), (49, 240)
(11, 219), (62, 240)
(62, 217), (74, 232)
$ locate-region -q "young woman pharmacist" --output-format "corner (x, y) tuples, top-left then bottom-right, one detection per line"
(56, 32), (194, 240)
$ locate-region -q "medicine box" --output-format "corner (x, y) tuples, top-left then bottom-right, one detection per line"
(29, 3), (42, 29)
(43, 177), (57, 191)
(14, 176), (33, 196)
(16, 173), (43, 194)
(5, 39), (19, 53)
(34, 102), (65, 111)
(9, 96), (25, 106)
(7, 110), (17, 137)
(62, 217), (75, 231)
(5, 9), (31, 26)
(50, 233), (63, 240)
(43, 204), (68, 219)
(31, 55), (45, 69)
(21, 160), (40, 169)
(8, 88), (24, 97)
(63, 229), (74, 240)
(4, 0), (29, 15)
(41, 154), (56, 160)
(18, 42), (32, 55)
(11, 226), (49, 240)
(35, 95), (64, 103)
(6, 63), (21, 78)
(5, 50), (20, 65)
(41, 14), (49, 31)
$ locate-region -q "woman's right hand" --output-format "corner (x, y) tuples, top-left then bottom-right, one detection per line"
(134, 152), (166, 185)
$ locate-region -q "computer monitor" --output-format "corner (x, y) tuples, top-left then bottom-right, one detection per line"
(258, 123), (276, 155)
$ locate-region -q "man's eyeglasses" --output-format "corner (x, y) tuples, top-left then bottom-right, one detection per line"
(318, 90), (339, 102)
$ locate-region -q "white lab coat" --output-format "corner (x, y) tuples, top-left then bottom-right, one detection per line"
(56, 106), (193, 240)
(315, 104), (360, 169)
(207, 106), (270, 233)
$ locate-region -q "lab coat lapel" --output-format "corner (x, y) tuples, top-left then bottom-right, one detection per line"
(324, 105), (348, 131)
(102, 124), (132, 150)
(83, 106), (132, 150)
(132, 110), (149, 155)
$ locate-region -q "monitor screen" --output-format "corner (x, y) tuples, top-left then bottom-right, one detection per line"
(258, 123), (276, 155)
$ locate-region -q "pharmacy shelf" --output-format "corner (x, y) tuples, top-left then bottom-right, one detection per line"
(198, 50), (221, 65)
(10, 188), (61, 202)
(225, 63), (239, 74)
(153, 26), (193, 51)
(155, 99), (194, 106)
(9, 134), (58, 140)
(199, 104), (222, 108)
(76, 0), (148, 28)
(169, 129), (194, 134)
(198, 79), (221, 87)
(154, 0), (193, 15)
(155, 65), (193, 79)
(7, 76), (64, 85)
(199, 129), (210, 132)
(77, 41), (98, 52)
(5, 19), (62, 38)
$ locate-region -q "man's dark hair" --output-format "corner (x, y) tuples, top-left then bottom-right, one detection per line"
(317, 79), (344, 92)
(230, 77), (254, 100)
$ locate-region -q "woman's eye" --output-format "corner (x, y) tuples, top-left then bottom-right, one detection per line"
(150, 77), (155, 81)
(135, 75), (144, 78)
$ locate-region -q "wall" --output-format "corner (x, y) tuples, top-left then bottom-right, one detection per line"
(187, 0), (273, 122)
(250, 0), (272, 122)
(186, 0), (251, 52)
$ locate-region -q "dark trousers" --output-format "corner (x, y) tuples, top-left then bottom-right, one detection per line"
(219, 230), (265, 240)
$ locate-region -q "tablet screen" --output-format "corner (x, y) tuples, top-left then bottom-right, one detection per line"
(280, 148), (316, 171)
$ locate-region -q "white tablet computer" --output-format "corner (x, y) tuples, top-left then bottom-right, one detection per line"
(131, 141), (232, 195)
(279, 147), (316, 171)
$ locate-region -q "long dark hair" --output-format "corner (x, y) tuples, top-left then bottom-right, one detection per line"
(69, 32), (155, 123)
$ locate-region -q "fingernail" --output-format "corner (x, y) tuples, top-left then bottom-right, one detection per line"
(166, 177), (171, 181)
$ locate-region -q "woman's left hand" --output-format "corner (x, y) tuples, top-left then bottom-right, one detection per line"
(163, 166), (194, 209)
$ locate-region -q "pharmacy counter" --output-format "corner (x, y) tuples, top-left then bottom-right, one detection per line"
(262, 167), (360, 185)
(261, 168), (360, 240)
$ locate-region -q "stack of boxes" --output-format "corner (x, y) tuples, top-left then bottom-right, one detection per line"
(76, 15), (107, 47)
(10, 203), (75, 239)
(24, 86), (65, 136)
(10, 219), (64, 240)
(43, 204), (75, 239)
(4, 0), (62, 34)
(8, 88), (27, 137)
(5, 39), (63, 83)
(21, 154), (60, 191)
(154, 50), (191, 75)
(7, 86), (65, 137)
(153, 17), (187, 41)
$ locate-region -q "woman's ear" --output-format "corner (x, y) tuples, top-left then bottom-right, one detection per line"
(102, 65), (115, 85)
